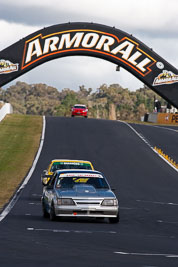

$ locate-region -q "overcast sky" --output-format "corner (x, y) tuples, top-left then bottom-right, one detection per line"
(0, 0), (178, 91)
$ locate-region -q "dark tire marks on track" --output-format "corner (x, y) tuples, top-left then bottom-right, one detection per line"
(0, 117), (178, 267)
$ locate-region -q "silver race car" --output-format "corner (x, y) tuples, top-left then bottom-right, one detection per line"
(41, 169), (119, 223)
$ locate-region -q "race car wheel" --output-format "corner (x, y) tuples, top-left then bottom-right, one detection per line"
(42, 199), (49, 218)
(50, 203), (56, 221)
(109, 213), (120, 224)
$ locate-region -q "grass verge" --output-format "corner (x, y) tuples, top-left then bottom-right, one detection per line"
(0, 114), (42, 210)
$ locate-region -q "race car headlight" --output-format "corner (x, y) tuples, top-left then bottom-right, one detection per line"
(101, 199), (118, 206)
(57, 198), (75, 205)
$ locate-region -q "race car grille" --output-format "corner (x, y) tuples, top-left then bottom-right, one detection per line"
(74, 199), (103, 205)
(76, 202), (99, 205)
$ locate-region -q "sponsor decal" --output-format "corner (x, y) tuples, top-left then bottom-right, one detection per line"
(22, 29), (156, 76)
(60, 173), (103, 178)
(63, 162), (80, 165)
(153, 70), (178, 86)
(53, 162), (81, 165)
(172, 114), (178, 123)
(157, 113), (178, 124)
(156, 61), (164, 69)
(0, 59), (19, 74)
(73, 178), (89, 183)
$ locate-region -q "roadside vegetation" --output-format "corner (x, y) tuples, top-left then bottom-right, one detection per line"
(0, 114), (42, 210)
(0, 81), (165, 121)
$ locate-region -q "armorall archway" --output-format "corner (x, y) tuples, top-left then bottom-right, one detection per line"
(0, 22), (178, 108)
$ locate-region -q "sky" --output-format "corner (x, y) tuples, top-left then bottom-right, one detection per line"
(0, 0), (178, 92)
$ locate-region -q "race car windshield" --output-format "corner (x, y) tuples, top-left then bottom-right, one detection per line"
(56, 177), (109, 189)
(51, 162), (92, 171)
(74, 106), (86, 109)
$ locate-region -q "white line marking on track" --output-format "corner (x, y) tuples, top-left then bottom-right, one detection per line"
(119, 121), (178, 173)
(157, 220), (178, 224)
(114, 251), (178, 258)
(131, 123), (178, 133)
(150, 125), (178, 133)
(32, 194), (42, 197)
(28, 202), (41, 205)
(136, 199), (178, 206)
(0, 116), (46, 222)
(27, 228), (117, 234)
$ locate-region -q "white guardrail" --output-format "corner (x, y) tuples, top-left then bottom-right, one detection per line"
(0, 103), (13, 122)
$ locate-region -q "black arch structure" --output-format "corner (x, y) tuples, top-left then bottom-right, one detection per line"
(0, 22), (178, 108)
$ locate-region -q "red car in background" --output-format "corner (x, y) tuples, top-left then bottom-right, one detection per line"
(71, 104), (88, 118)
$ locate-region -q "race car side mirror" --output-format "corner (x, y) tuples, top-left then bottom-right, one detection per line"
(41, 176), (51, 186)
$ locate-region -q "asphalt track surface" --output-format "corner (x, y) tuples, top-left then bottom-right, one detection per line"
(0, 117), (178, 267)
(129, 123), (178, 163)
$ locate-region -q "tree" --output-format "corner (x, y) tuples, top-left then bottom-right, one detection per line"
(55, 91), (80, 116)
(2, 81), (166, 121)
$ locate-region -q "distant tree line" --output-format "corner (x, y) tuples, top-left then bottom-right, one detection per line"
(0, 81), (165, 121)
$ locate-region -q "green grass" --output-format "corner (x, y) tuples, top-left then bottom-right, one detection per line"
(0, 114), (42, 210)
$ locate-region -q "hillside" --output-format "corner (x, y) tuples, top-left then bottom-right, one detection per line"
(0, 81), (165, 120)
